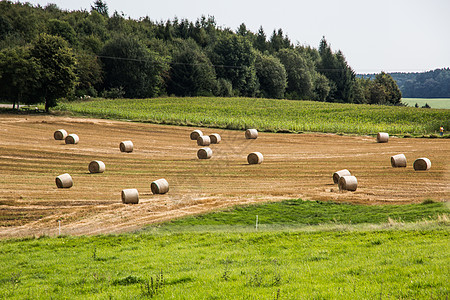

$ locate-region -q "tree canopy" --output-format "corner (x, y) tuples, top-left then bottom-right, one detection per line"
(0, 0), (406, 109)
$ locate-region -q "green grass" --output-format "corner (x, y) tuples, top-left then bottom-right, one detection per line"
(56, 97), (450, 135)
(158, 199), (450, 229)
(1, 201), (449, 299)
(402, 98), (450, 109)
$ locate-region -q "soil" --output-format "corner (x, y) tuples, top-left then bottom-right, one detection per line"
(0, 114), (449, 238)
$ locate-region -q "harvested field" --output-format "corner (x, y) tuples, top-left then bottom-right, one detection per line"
(0, 114), (449, 238)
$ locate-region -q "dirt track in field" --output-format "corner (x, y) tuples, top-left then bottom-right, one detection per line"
(0, 114), (449, 238)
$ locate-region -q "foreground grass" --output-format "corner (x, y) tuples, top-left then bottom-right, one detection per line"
(56, 97), (450, 135)
(1, 201), (449, 299)
(402, 98), (450, 109)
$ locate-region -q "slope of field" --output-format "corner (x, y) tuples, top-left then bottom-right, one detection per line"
(0, 114), (449, 238)
(56, 97), (450, 135)
(402, 98), (450, 109)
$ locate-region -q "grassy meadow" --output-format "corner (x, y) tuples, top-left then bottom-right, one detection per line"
(402, 98), (450, 109)
(1, 200), (449, 299)
(56, 97), (450, 136)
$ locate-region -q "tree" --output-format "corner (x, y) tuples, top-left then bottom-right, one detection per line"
(276, 48), (313, 99)
(210, 34), (258, 96)
(100, 35), (167, 98)
(47, 19), (77, 45)
(373, 72), (402, 105)
(318, 37), (355, 102)
(254, 26), (267, 53)
(91, 0), (108, 17)
(0, 46), (40, 108)
(30, 34), (77, 111)
(255, 52), (286, 99)
(168, 39), (216, 96)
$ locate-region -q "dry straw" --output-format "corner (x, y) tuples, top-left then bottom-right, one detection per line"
(377, 132), (389, 143)
(197, 135), (211, 146)
(391, 154), (407, 168)
(333, 169), (351, 184)
(209, 133), (221, 144)
(89, 160), (105, 173)
(413, 157), (431, 171)
(120, 141), (133, 152)
(190, 130), (203, 140)
(65, 134), (79, 144)
(245, 129), (258, 139)
(151, 178), (169, 194)
(54, 129), (68, 140)
(338, 175), (358, 191)
(197, 147), (212, 159)
(121, 188), (139, 204)
(247, 152), (264, 164)
(55, 173), (73, 188)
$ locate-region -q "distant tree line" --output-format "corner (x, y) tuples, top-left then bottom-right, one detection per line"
(0, 0), (402, 110)
(359, 68), (450, 99)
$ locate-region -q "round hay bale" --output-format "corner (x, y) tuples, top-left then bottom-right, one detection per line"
(247, 152), (264, 164)
(333, 169), (351, 184)
(377, 132), (389, 143)
(151, 178), (169, 194)
(54, 129), (68, 140)
(197, 135), (211, 146)
(245, 129), (258, 139)
(121, 188), (139, 204)
(190, 130), (203, 140)
(197, 147), (212, 159)
(391, 154), (407, 168)
(88, 160), (105, 173)
(413, 157), (431, 171)
(338, 175), (358, 191)
(209, 133), (221, 144)
(65, 134), (79, 144)
(55, 173), (73, 188)
(120, 141), (133, 153)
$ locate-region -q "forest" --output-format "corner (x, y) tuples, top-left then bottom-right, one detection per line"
(0, 0), (402, 110)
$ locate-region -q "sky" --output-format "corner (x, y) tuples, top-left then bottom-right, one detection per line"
(18, 0), (450, 74)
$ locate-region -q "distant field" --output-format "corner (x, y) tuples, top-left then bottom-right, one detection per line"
(402, 98), (450, 109)
(56, 97), (450, 135)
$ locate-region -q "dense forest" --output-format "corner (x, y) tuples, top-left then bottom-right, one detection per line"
(0, 0), (402, 110)
(360, 68), (450, 98)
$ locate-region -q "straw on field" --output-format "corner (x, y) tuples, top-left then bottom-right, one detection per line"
(197, 135), (211, 146)
(65, 134), (79, 144)
(151, 178), (169, 194)
(55, 173), (73, 188)
(88, 160), (105, 173)
(190, 130), (203, 140)
(245, 129), (258, 139)
(413, 157), (431, 171)
(197, 147), (212, 159)
(377, 132), (389, 143)
(338, 175), (358, 191)
(333, 169), (351, 184)
(209, 133), (221, 144)
(120, 141), (133, 152)
(54, 129), (68, 140)
(391, 154), (407, 168)
(121, 188), (139, 204)
(247, 152), (264, 164)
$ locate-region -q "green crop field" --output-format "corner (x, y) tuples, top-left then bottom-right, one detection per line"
(56, 97), (450, 136)
(1, 200), (449, 299)
(402, 98), (450, 109)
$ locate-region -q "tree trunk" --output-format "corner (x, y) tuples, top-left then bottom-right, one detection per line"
(45, 98), (49, 113)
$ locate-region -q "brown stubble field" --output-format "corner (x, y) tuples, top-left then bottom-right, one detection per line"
(0, 114), (449, 238)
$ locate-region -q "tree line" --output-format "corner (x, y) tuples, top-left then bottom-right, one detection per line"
(0, 0), (402, 111)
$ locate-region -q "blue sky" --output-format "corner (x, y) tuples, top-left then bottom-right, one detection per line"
(18, 0), (450, 73)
